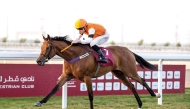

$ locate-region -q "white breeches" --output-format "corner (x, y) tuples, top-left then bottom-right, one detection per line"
(90, 31), (110, 47)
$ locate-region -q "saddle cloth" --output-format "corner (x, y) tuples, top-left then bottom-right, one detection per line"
(92, 47), (114, 66)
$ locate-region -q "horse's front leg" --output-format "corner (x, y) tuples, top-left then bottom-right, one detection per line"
(35, 74), (72, 106)
(84, 76), (94, 109)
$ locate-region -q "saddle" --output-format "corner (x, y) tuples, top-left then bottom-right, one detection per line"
(91, 47), (114, 66)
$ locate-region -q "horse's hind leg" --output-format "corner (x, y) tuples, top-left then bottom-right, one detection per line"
(141, 78), (160, 97)
(130, 74), (160, 98)
(35, 74), (72, 106)
(112, 70), (142, 109)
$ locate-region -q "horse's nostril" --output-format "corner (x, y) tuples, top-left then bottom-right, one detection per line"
(36, 60), (42, 64)
(36, 60), (40, 63)
(36, 60), (45, 66)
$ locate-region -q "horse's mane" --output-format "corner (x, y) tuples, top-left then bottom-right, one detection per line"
(50, 35), (90, 46)
(51, 35), (72, 45)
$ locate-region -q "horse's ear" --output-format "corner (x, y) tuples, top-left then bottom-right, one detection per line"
(42, 34), (46, 40)
(47, 34), (51, 41)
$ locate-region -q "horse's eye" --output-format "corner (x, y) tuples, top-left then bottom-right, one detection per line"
(46, 47), (50, 50)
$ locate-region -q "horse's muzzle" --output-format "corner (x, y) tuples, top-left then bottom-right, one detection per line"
(36, 60), (45, 66)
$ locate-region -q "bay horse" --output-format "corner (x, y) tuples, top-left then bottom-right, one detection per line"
(35, 34), (160, 109)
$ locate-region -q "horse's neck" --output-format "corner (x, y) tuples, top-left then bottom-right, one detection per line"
(55, 42), (87, 61)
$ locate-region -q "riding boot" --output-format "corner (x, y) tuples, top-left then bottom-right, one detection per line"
(92, 45), (108, 63)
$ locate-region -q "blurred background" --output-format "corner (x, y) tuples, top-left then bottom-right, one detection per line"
(0, 0), (190, 87)
(0, 0), (190, 44)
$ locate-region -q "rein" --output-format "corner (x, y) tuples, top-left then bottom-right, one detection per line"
(61, 44), (73, 52)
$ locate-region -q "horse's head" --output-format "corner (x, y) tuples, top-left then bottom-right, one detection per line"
(36, 34), (56, 66)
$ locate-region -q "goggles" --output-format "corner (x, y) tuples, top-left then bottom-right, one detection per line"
(77, 28), (84, 30)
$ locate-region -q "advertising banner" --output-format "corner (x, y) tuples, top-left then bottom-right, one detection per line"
(0, 64), (185, 97)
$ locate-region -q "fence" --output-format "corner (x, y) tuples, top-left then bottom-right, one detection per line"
(1, 42), (190, 51)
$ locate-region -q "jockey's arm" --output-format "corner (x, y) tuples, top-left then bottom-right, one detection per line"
(88, 28), (95, 38)
(79, 28), (95, 44)
(76, 34), (83, 40)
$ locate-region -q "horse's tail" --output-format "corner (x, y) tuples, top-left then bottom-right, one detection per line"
(133, 52), (158, 70)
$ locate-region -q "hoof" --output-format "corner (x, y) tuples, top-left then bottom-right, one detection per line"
(35, 102), (42, 107)
(138, 108), (142, 109)
(155, 93), (161, 98)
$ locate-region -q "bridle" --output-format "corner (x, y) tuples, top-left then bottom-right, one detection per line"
(42, 41), (54, 62)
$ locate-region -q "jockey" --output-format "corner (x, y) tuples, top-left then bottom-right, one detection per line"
(72, 19), (109, 63)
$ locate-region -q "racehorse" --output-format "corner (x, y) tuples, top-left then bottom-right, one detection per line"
(35, 34), (160, 109)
